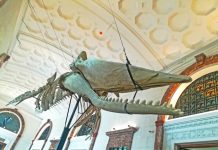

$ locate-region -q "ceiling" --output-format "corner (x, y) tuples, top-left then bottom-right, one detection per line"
(0, 0), (218, 120)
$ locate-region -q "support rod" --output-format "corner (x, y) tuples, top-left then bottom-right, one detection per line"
(56, 96), (81, 150)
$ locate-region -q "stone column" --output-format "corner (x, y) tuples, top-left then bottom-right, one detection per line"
(154, 119), (165, 150)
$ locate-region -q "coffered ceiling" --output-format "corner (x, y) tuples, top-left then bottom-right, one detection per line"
(0, 0), (218, 119)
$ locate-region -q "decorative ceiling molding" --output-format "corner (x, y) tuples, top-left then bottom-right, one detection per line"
(92, 0), (218, 67)
(161, 38), (218, 74)
(91, 0), (165, 68)
(17, 32), (72, 57)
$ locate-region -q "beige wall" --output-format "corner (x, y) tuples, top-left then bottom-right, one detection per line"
(0, 0), (26, 54)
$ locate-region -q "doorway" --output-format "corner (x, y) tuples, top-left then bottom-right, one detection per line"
(180, 148), (218, 150)
(175, 141), (218, 150)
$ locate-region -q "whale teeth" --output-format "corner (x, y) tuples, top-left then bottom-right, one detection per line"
(169, 104), (173, 108)
(147, 100), (153, 105)
(140, 100), (146, 104)
(161, 102), (167, 107)
(178, 111), (184, 116)
(174, 109), (182, 114)
(124, 99), (128, 103)
(129, 100), (134, 104)
(135, 99), (140, 104)
(154, 101), (160, 106)
(108, 98), (113, 101)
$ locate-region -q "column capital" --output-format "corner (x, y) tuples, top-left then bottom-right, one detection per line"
(155, 120), (165, 127)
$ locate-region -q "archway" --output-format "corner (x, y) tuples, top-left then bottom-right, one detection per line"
(0, 108), (25, 150)
(29, 119), (52, 150)
(154, 54), (218, 150)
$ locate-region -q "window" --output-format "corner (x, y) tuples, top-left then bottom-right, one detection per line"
(0, 112), (20, 133)
(29, 119), (52, 150)
(176, 71), (218, 117)
(64, 110), (101, 150)
(109, 146), (128, 150)
(77, 114), (96, 136)
(38, 126), (51, 140)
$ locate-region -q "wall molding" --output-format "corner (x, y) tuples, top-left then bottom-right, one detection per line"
(164, 111), (218, 150)
(175, 140), (218, 149)
(165, 115), (218, 131)
(162, 39), (218, 73)
(64, 109), (101, 150)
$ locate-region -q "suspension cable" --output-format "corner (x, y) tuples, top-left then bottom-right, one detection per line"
(41, 0), (74, 62)
(64, 95), (72, 127)
(107, 0), (143, 100)
(27, 0), (60, 72)
(107, 0), (130, 65)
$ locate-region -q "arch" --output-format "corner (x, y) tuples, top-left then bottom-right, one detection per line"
(0, 112), (20, 133)
(0, 108), (25, 150)
(64, 109), (101, 150)
(160, 54), (218, 121)
(154, 53), (218, 150)
(77, 114), (97, 137)
(29, 119), (52, 150)
(38, 125), (52, 140)
(175, 71), (218, 116)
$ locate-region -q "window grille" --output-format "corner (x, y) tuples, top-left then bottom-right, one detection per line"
(176, 71), (218, 117)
